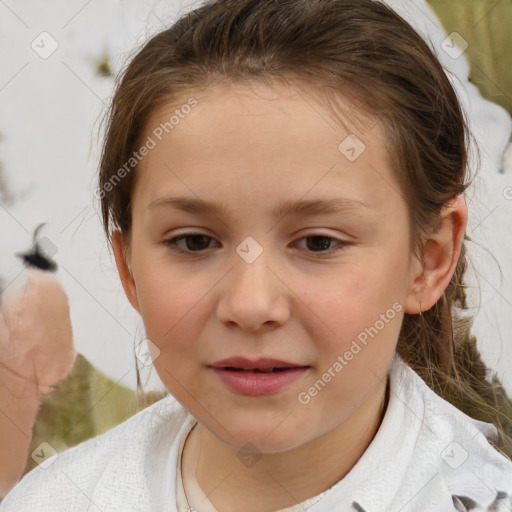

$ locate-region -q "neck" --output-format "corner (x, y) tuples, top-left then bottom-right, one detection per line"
(182, 378), (389, 512)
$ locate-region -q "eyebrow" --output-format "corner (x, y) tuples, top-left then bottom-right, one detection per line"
(147, 195), (371, 218)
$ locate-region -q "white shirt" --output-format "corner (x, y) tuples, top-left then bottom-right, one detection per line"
(2, 354), (511, 512)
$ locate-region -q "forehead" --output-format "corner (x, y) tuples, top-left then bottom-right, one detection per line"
(133, 81), (406, 221)
(144, 80), (382, 155)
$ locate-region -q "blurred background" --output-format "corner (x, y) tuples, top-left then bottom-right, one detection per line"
(0, 0), (511, 400)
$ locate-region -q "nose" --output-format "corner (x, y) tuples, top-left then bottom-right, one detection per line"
(215, 248), (291, 332)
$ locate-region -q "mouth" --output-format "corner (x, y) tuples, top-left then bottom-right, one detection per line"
(222, 367), (298, 373)
(209, 356), (309, 372)
(208, 357), (310, 395)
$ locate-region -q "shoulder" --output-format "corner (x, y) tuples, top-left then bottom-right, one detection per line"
(393, 358), (512, 507)
(0, 394), (190, 511)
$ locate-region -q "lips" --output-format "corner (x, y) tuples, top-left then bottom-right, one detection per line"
(209, 357), (310, 395)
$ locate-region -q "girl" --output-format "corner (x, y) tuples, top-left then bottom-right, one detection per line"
(2, 0), (512, 510)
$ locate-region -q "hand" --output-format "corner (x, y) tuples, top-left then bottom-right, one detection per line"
(0, 268), (76, 498)
(0, 268), (76, 396)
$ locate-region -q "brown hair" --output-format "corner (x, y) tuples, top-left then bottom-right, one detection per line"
(97, 0), (512, 457)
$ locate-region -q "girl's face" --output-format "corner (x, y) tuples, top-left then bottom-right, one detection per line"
(114, 81), (422, 452)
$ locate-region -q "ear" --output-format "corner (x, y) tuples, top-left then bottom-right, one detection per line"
(404, 195), (468, 314)
(112, 230), (141, 314)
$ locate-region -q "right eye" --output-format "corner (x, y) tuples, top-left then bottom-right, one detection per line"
(163, 233), (219, 253)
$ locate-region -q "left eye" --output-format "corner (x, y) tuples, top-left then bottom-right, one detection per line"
(163, 233), (347, 254)
(293, 235), (346, 253)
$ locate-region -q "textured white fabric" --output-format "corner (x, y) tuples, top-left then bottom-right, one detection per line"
(1, 355), (511, 512)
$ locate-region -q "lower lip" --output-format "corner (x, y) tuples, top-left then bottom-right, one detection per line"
(211, 367), (309, 395)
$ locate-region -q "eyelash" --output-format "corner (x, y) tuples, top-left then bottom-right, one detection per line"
(162, 233), (350, 256)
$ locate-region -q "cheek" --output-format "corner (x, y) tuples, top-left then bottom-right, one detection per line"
(300, 257), (406, 387)
(136, 274), (206, 343)
(299, 282), (403, 416)
(305, 258), (405, 338)
(129, 245), (210, 350)
(133, 267), (210, 400)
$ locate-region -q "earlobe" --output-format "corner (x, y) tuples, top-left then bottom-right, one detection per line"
(404, 195), (468, 315)
(112, 230), (141, 314)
